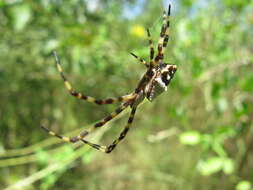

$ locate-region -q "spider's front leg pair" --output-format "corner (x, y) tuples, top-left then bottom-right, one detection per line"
(131, 4), (171, 67)
(41, 52), (138, 153)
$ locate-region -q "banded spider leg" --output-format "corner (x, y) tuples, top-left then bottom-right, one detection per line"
(53, 51), (135, 105)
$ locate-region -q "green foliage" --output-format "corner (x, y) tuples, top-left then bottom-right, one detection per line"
(236, 181), (252, 190)
(0, 0), (252, 189)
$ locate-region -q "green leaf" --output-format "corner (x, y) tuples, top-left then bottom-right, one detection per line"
(223, 158), (234, 174)
(218, 97), (228, 112)
(179, 131), (201, 145)
(236, 181), (252, 190)
(197, 157), (223, 176)
(36, 149), (51, 164)
(44, 40), (59, 53)
(11, 4), (31, 31)
(82, 151), (94, 164)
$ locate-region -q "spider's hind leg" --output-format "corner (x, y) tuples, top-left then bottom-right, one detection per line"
(80, 106), (137, 153)
(53, 51), (135, 105)
(40, 101), (132, 144)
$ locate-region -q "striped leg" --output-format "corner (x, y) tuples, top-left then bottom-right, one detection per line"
(80, 107), (137, 153)
(53, 51), (135, 105)
(146, 29), (155, 66)
(154, 4), (171, 63)
(130, 52), (148, 67)
(40, 101), (131, 144)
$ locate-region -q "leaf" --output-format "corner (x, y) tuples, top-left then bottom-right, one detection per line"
(223, 158), (234, 174)
(236, 181), (252, 190)
(11, 4), (31, 31)
(218, 97), (228, 112)
(44, 40), (59, 53)
(179, 131), (201, 145)
(197, 157), (223, 176)
(82, 151), (94, 164)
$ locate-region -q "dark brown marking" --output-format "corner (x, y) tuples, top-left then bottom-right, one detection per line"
(130, 52), (138, 58)
(105, 98), (114, 104)
(150, 49), (154, 58)
(60, 72), (67, 81)
(161, 71), (170, 86)
(128, 116), (134, 123)
(81, 139), (101, 150)
(106, 144), (116, 153)
(94, 122), (104, 128)
(70, 136), (80, 143)
(168, 4), (171, 16)
(117, 96), (123, 101)
(95, 99), (103, 104)
(71, 91), (78, 96)
(155, 55), (163, 62)
(40, 125), (49, 132)
(104, 115), (113, 122)
(160, 26), (166, 37)
(80, 130), (89, 137)
(169, 66), (174, 72)
(147, 29), (155, 60)
(147, 28), (151, 36)
(119, 128), (129, 140)
(163, 36), (169, 47)
(91, 144), (101, 150)
(55, 133), (64, 139)
(158, 45), (163, 52)
(81, 95), (88, 100)
(115, 107), (123, 114)
(146, 69), (154, 77)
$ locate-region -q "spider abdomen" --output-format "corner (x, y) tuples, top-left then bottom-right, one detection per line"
(146, 64), (177, 101)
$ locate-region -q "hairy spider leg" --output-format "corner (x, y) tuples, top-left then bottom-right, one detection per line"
(40, 101), (132, 143)
(53, 51), (135, 105)
(155, 4), (171, 63)
(81, 107), (137, 153)
(146, 29), (155, 66)
(130, 52), (148, 67)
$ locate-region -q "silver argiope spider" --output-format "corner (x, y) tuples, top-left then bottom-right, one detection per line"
(41, 4), (177, 153)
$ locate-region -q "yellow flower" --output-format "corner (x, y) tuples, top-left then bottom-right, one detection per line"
(130, 25), (145, 38)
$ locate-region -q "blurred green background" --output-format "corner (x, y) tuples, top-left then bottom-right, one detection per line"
(0, 0), (252, 189)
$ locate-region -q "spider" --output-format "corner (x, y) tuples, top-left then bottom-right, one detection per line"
(41, 4), (177, 153)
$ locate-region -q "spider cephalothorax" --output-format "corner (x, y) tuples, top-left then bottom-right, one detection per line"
(41, 4), (176, 153)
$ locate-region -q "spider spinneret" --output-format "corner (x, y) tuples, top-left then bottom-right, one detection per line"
(41, 3), (176, 153)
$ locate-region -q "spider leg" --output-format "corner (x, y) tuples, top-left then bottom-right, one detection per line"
(146, 29), (155, 66)
(40, 101), (132, 143)
(53, 51), (135, 105)
(80, 106), (137, 153)
(130, 52), (148, 67)
(154, 4), (171, 63)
